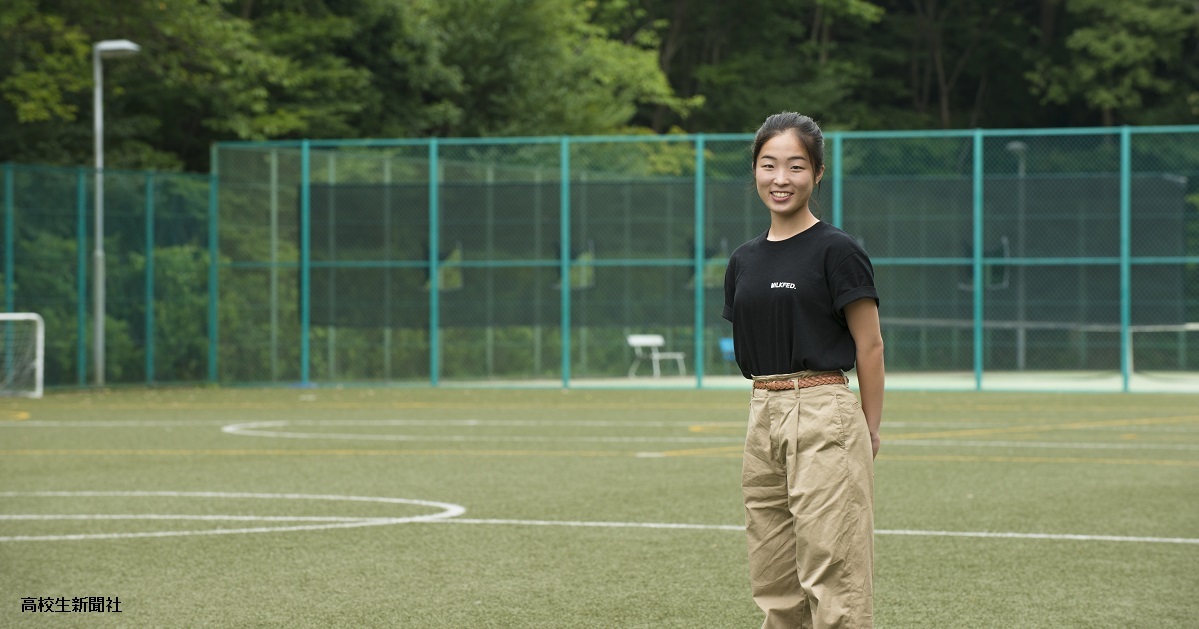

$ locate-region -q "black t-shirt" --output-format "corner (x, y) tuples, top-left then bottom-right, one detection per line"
(722, 221), (878, 378)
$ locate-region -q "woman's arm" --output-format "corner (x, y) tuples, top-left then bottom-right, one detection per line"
(845, 298), (884, 458)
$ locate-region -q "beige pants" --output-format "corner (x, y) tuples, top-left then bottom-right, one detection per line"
(743, 371), (875, 629)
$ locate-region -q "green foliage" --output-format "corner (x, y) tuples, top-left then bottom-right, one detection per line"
(3, 0), (1198, 172)
(12, 229), (83, 383)
(0, 0), (700, 170)
(2, 0), (1198, 389)
(135, 245), (211, 381)
(0, 11), (89, 124)
(1028, 0), (1199, 125)
(423, 0), (699, 137)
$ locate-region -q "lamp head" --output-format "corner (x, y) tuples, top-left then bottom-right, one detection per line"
(94, 39), (141, 58)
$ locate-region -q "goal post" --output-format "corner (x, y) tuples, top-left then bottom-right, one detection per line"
(0, 313), (44, 399)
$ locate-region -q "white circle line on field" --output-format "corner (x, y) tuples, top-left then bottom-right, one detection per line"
(0, 514), (388, 523)
(0, 491), (465, 542)
(220, 420), (740, 444)
(3, 492), (1194, 546)
(4, 419), (722, 429)
(430, 518), (1199, 545)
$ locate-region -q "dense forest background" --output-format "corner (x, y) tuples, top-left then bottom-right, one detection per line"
(2, 0), (1197, 386)
(2, 0), (1198, 173)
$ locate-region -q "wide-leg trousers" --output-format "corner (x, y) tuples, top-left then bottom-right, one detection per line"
(742, 371), (875, 629)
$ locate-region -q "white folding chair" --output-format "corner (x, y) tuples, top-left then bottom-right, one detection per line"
(626, 334), (686, 377)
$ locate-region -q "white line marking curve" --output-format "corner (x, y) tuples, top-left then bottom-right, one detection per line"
(0, 491), (465, 542)
(4, 492), (1195, 546)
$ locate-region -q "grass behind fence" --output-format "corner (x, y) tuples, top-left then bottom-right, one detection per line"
(1, 387), (1196, 627)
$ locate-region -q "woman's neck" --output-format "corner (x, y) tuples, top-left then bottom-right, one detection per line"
(767, 209), (819, 241)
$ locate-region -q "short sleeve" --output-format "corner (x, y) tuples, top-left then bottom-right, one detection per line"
(722, 255), (737, 322)
(830, 247), (878, 315)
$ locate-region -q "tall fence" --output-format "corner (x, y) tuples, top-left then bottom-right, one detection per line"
(3, 126), (1198, 391)
(0, 163), (210, 386)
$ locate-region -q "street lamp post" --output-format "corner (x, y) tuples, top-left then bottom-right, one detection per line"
(1006, 140), (1028, 370)
(93, 39), (140, 385)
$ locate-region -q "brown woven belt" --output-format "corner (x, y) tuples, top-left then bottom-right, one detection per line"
(753, 372), (847, 390)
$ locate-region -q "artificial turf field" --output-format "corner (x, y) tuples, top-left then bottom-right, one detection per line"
(1, 387), (1196, 628)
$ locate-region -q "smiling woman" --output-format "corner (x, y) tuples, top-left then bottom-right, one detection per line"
(723, 112), (885, 628)
(752, 120), (824, 231)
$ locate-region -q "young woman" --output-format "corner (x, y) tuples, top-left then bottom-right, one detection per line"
(723, 112), (884, 629)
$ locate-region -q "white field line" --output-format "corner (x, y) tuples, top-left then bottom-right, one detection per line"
(443, 518), (744, 531)
(0, 491), (467, 512)
(260, 419), (709, 428)
(888, 439), (1199, 451)
(5, 417), (1196, 451)
(17, 419), (1197, 431)
(0, 491), (464, 542)
(889, 422), (1188, 430)
(219, 421), (1199, 449)
(1, 492), (1195, 545)
(433, 518), (1199, 545)
(0, 514), (385, 522)
(3, 419), (723, 429)
(875, 529), (1199, 545)
(221, 421), (739, 444)
(0, 520), (405, 542)
(0, 420), (234, 427)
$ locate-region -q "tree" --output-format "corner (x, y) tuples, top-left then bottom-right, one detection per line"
(422, 0), (700, 137)
(0, 1), (91, 164)
(0, 0), (700, 170)
(1028, 0), (1199, 126)
(613, 0), (887, 133)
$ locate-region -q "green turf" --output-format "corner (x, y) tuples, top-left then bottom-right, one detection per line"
(1, 387), (1196, 627)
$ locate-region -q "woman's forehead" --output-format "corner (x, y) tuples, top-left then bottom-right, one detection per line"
(759, 132), (808, 159)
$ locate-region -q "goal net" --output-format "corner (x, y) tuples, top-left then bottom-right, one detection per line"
(0, 313), (44, 398)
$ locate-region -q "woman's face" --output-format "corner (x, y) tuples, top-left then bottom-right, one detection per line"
(754, 131), (822, 219)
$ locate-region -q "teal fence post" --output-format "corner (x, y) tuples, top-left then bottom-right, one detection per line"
(428, 139), (440, 386)
(972, 130), (985, 390)
(2, 164), (10, 384)
(693, 135), (706, 388)
(207, 146), (220, 383)
(830, 132), (843, 228)
(559, 137), (571, 388)
(3, 163), (12, 314)
(269, 149), (279, 381)
(145, 172), (155, 383)
(1119, 127), (1132, 392)
(76, 167), (87, 385)
(300, 141), (311, 386)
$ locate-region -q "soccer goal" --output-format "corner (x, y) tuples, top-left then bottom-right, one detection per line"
(0, 313), (44, 398)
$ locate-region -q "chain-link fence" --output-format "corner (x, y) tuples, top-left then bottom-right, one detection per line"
(0, 163), (210, 387)
(4, 126), (1197, 391)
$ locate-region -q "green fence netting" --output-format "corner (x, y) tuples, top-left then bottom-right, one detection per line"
(0, 164), (210, 386)
(4, 126), (1197, 391)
